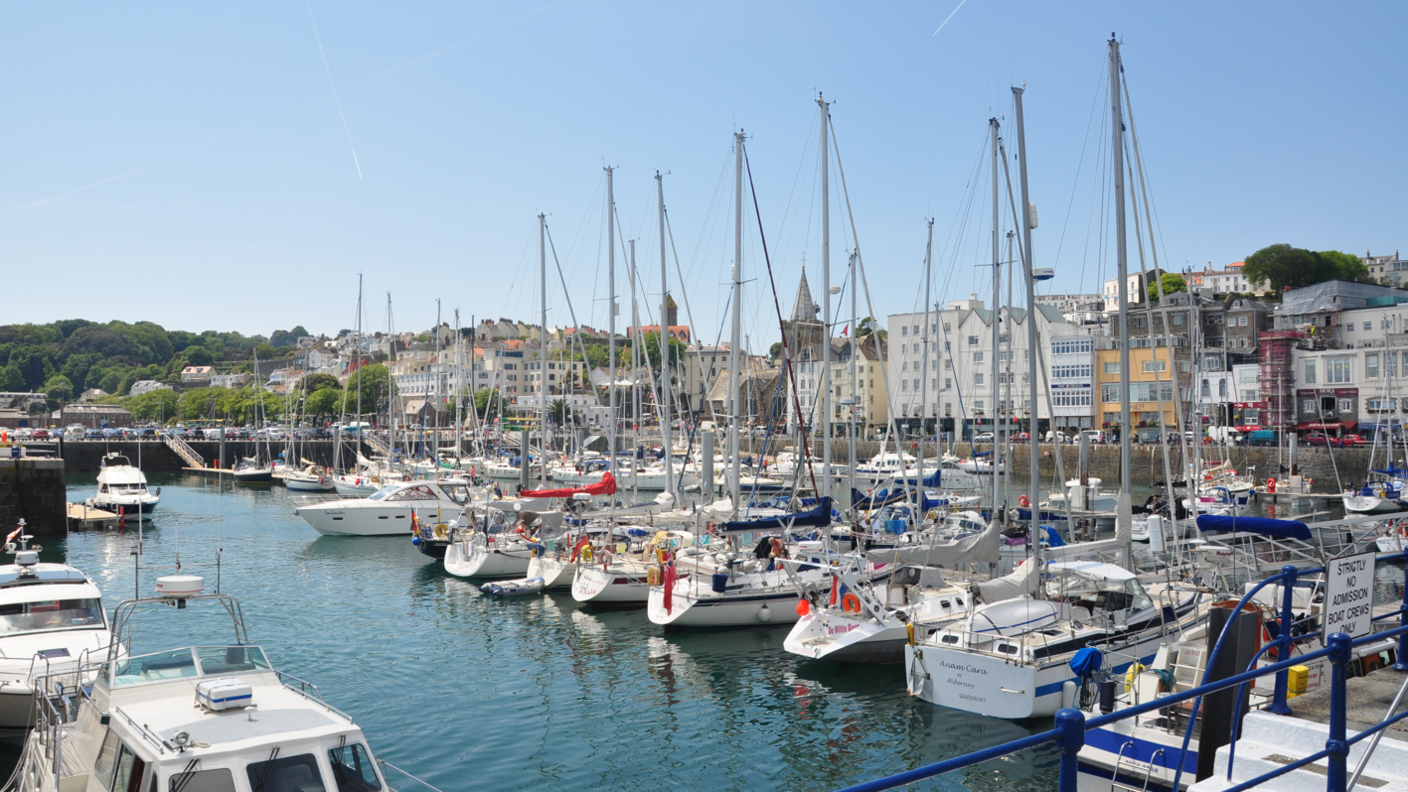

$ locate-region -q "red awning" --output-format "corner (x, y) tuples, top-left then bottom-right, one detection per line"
(1341, 421), (1358, 431)
(1295, 422), (1341, 431)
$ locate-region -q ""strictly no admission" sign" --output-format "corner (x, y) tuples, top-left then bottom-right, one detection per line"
(1323, 551), (1375, 642)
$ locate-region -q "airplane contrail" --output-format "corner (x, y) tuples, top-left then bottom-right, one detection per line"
(307, 1), (363, 182)
(932, 0), (969, 36)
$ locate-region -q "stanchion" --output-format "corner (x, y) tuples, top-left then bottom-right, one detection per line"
(1326, 632), (1351, 792)
(1055, 707), (1085, 792)
(1267, 564), (1298, 714)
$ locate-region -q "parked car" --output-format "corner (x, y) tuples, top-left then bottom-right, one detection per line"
(973, 432), (995, 443)
(31, 429), (50, 440)
(85, 429), (104, 440)
(1339, 434), (1370, 448)
(1304, 432), (1351, 447)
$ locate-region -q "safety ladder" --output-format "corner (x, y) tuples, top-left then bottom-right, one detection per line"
(1111, 742), (1165, 792)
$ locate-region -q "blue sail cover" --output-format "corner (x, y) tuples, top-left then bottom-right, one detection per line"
(1372, 467), (1408, 477)
(1196, 514), (1312, 541)
(721, 497), (833, 533)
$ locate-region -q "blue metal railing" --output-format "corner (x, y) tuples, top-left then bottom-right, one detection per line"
(838, 552), (1408, 792)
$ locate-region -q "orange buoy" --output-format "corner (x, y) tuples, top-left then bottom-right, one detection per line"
(796, 599), (810, 616)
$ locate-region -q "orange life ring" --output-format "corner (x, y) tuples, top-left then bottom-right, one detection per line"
(1018, 495), (1031, 508)
(841, 592), (862, 614)
(1266, 478), (1277, 493)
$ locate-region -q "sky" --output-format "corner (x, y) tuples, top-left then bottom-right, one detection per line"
(3, 1), (1405, 353)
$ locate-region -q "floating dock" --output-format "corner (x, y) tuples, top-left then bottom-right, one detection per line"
(183, 466), (234, 476)
(66, 502), (119, 530)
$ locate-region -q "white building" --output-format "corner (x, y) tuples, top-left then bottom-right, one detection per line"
(1191, 262), (1271, 296)
(1048, 336), (1095, 430)
(886, 296), (1085, 436)
(129, 380), (171, 397)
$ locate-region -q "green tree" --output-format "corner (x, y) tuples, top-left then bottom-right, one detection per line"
(179, 388), (222, 421)
(0, 366), (24, 392)
(182, 346), (214, 367)
(632, 331), (687, 376)
(473, 388), (502, 421)
(1315, 250), (1370, 283)
(341, 364), (389, 417)
(42, 374), (74, 405)
(304, 388), (341, 421)
(1244, 244), (1370, 293)
(126, 389), (178, 422)
(303, 373), (339, 393)
(60, 353), (103, 393)
(855, 316), (887, 340)
(1147, 272), (1188, 303)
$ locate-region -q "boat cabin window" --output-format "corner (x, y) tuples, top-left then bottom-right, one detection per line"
(0, 597), (103, 635)
(168, 768), (236, 792)
(245, 753), (324, 792)
(197, 646), (270, 676)
(438, 484), (469, 505)
(1044, 572), (1153, 613)
(328, 744), (382, 791)
(366, 486), (399, 501)
(112, 742), (147, 792)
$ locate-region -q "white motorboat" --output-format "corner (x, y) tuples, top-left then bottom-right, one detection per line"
(1042, 477), (1117, 513)
(905, 560), (1206, 719)
(85, 453), (159, 514)
(11, 574), (395, 792)
(0, 529), (116, 736)
(294, 479), (474, 536)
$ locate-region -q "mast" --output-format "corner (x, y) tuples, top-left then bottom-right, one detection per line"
(1013, 85), (1043, 566)
(539, 213), (549, 486)
(629, 238), (640, 499)
(606, 167), (618, 495)
(818, 94), (832, 498)
(989, 117), (1002, 516)
(658, 172), (675, 501)
(848, 249), (859, 512)
(453, 308), (462, 462)
(434, 298), (441, 467)
(728, 132), (744, 510)
(916, 221), (934, 517)
(1111, 35), (1134, 550)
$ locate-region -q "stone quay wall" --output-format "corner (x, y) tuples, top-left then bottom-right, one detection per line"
(0, 458), (67, 536)
(26, 440), (371, 474)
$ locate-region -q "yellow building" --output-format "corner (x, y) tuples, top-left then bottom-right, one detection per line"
(1094, 346), (1181, 433)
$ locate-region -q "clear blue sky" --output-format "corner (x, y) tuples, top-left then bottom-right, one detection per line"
(4, 1), (1404, 352)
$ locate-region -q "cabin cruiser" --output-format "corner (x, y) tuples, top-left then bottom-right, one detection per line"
(905, 560), (1206, 719)
(295, 479), (475, 536)
(0, 528), (116, 737)
(85, 453), (159, 514)
(11, 575), (395, 792)
(283, 462), (336, 492)
(1042, 477), (1117, 513)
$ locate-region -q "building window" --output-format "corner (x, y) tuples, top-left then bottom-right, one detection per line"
(968, 336), (979, 345)
(1364, 322), (1373, 331)
(1219, 380), (1227, 398)
(974, 352), (984, 362)
(1143, 360), (1167, 373)
(1366, 353), (1380, 379)
(902, 326), (909, 336)
(1201, 379), (1211, 398)
(944, 378), (951, 389)
(1101, 384), (1121, 403)
(975, 373), (985, 385)
(1302, 399), (1315, 414)
(1326, 357), (1352, 384)
(1340, 398), (1353, 413)
(1303, 361), (1316, 384)
(1103, 362), (1120, 374)
(1173, 314), (1184, 326)
(901, 381), (907, 391)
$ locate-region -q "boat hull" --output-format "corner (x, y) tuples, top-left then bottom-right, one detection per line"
(85, 496), (158, 515)
(295, 505), (414, 536)
(571, 564), (651, 604)
(647, 583), (803, 628)
(784, 612), (906, 663)
(285, 475), (335, 492)
(443, 541), (532, 579)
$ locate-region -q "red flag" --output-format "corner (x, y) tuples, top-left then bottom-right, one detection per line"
(841, 324), (849, 337)
(829, 574), (839, 607)
(662, 559), (677, 614)
(570, 534), (591, 563)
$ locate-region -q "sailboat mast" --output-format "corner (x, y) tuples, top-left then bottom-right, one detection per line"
(606, 167), (618, 495)
(629, 238), (640, 499)
(1110, 36), (1134, 544)
(989, 117), (1002, 515)
(848, 249), (859, 509)
(728, 132), (744, 509)
(539, 213), (549, 486)
(658, 172), (674, 501)
(818, 94), (832, 498)
(917, 221), (934, 517)
(1013, 85), (1043, 566)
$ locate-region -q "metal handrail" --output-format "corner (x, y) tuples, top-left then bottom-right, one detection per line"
(837, 548), (1408, 792)
(377, 760), (447, 792)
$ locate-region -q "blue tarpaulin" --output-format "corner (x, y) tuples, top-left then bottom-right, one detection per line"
(1042, 525), (1066, 547)
(1069, 647), (1103, 677)
(1196, 514), (1312, 541)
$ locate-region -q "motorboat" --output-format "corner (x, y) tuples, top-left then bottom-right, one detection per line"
(905, 560), (1206, 719)
(294, 479), (475, 536)
(480, 577), (546, 597)
(85, 453), (159, 514)
(231, 456), (274, 484)
(11, 574), (396, 792)
(1042, 477), (1117, 513)
(0, 527), (116, 737)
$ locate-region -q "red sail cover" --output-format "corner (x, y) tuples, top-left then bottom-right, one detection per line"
(521, 471), (618, 499)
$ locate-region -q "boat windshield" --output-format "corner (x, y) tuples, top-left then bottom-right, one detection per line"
(367, 486), (400, 501)
(0, 597), (104, 636)
(111, 645), (270, 687)
(1045, 572), (1153, 613)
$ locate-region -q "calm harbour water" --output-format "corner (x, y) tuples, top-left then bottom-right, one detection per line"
(40, 473), (1060, 792)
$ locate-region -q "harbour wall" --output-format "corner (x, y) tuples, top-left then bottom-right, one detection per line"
(0, 458), (66, 536)
(28, 440), (372, 474)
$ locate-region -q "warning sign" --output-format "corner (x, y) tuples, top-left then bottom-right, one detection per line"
(1322, 551), (1375, 642)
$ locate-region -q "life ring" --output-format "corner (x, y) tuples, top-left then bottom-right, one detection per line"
(1125, 662), (1145, 691)
(1266, 478), (1276, 493)
(581, 545), (594, 562)
(434, 523), (448, 539)
(1018, 495), (1030, 508)
(841, 592), (862, 614)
